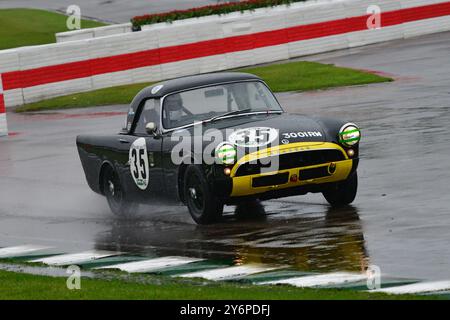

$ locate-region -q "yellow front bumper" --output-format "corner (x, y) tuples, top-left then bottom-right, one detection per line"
(230, 142), (353, 197)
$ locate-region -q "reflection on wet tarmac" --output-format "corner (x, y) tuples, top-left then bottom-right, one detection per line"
(95, 202), (369, 274)
(4, 32), (450, 280)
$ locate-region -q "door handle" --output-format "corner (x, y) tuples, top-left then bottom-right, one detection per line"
(118, 139), (130, 144)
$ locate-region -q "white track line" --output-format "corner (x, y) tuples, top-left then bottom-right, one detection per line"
(30, 250), (120, 266)
(261, 272), (367, 288)
(371, 281), (450, 295)
(0, 245), (53, 258)
(177, 264), (284, 281)
(96, 256), (205, 273)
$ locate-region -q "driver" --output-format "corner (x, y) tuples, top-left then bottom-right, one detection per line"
(164, 94), (192, 127)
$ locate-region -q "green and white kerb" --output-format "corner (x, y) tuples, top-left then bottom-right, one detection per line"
(215, 143), (237, 165)
(339, 123), (361, 147)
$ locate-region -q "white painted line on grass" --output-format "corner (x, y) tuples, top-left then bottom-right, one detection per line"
(0, 245), (53, 258)
(30, 250), (120, 266)
(371, 281), (450, 295)
(96, 256), (205, 273)
(177, 264), (284, 281)
(261, 272), (367, 288)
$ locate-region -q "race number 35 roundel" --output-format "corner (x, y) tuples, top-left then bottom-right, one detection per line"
(129, 138), (149, 190)
(228, 127), (278, 148)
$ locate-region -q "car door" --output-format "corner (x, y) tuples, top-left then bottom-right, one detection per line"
(121, 98), (165, 203)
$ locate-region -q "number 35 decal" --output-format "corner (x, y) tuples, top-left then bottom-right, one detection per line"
(129, 138), (149, 190)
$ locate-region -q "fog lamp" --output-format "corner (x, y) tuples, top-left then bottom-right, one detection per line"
(347, 149), (355, 157)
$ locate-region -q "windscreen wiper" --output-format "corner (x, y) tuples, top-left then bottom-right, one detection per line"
(209, 108), (253, 123)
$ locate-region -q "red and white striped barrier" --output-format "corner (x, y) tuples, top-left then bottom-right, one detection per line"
(0, 73), (7, 136)
(0, 0), (450, 111)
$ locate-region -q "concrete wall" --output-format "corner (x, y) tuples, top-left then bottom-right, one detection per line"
(1, 0), (450, 115)
(0, 74), (7, 136)
(55, 23), (132, 42)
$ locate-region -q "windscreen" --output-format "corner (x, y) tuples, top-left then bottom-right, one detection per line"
(162, 81), (281, 129)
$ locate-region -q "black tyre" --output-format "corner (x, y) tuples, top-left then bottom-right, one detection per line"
(322, 171), (358, 207)
(184, 165), (223, 224)
(102, 165), (138, 217)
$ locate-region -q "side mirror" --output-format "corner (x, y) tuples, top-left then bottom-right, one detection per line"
(145, 122), (158, 136)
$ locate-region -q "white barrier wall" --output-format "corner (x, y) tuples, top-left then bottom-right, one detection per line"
(0, 74), (7, 136)
(55, 23), (132, 42)
(0, 49), (22, 108)
(0, 0), (450, 112)
(400, 0), (450, 38)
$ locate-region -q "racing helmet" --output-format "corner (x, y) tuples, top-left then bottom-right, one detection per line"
(165, 93), (184, 113)
(164, 93), (185, 124)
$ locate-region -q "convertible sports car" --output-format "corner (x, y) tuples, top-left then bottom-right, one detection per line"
(77, 73), (361, 224)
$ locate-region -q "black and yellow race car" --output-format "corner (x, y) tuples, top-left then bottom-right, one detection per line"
(77, 73), (361, 224)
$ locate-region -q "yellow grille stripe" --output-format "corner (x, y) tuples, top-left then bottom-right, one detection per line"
(229, 142), (352, 197)
(230, 142), (348, 178)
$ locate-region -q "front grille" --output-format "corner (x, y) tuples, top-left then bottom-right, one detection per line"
(252, 172), (289, 188)
(299, 166), (331, 180)
(235, 149), (345, 177)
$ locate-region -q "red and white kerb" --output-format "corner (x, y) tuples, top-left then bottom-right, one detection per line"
(0, 74), (7, 137)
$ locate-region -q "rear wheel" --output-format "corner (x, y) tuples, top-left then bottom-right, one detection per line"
(102, 165), (138, 217)
(322, 171), (358, 207)
(184, 165), (223, 224)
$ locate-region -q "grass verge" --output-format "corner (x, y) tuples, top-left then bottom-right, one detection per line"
(15, 61), (392, 113)
(0, 8), (106, 50)
(15, 82), (154, 113)
(0, 269), (436, 300)
(241, 61), (392, 92)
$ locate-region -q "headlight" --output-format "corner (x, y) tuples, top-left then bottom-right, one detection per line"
(215, 143), (237, 165)
(339, 123), (361, 146)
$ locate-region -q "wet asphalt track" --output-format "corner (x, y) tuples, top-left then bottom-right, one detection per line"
(1, 31), (450, 281)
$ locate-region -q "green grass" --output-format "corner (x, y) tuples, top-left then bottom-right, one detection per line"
(16, 82), (155, 113)
(14, 61), (392, 113)
(240, 61), (392, 92)
(0, 269), (438, 300)
(0, 8), (106, 50)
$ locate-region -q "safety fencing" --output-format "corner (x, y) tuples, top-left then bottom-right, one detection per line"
(0, 0), (450, 137)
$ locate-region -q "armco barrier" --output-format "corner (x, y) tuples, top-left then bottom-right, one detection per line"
(1, 0), (450, 111)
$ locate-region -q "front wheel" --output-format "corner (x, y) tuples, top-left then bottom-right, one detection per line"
(103, 165), (138, 217)
(184, 165), (223, 224)
(322, 172), (358, 207)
